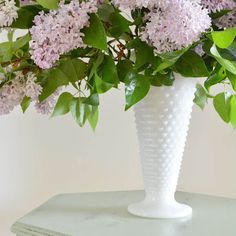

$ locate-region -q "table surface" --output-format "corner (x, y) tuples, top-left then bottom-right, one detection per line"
(11, 191), (236, 236)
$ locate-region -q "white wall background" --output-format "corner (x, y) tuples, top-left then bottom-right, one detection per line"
(0, 33), (236, 236)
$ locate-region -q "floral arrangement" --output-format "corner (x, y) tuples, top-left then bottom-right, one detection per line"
(0, 0), (236, 129)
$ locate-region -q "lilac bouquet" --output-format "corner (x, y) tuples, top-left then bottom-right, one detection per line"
(0, 0), (236, 128)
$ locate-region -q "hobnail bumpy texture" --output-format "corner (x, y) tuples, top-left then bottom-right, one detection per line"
(134, 75), (196, 202)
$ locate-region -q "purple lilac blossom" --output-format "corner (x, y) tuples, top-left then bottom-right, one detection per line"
(112, 0), (169, 9)
(200, 0), (236, 28)
(20, 0), (34, 6)
(141, 0), (211, 54)
(30, 0), (99, 69)
(200, 0), (235, 13)
(215, 9), (236, 28)
(25, 72), (42, 100)
(35, 90), (60, 115)
(0, 72), (42, 115)
(194, 44), (205, 56)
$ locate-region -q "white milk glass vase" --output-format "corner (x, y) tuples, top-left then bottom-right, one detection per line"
(128, 74), (197, 219)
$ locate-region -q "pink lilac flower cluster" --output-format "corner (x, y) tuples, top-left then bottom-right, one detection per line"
(20, 0), (34, 6)
(0, 70), (60, 115)
(0, 0), (18, 28)
(141, 0), (211, 54)
(0, 72), (41, 115)
(25, 72), (42, 100)
(200, 0), (235, 13)
(26, 73), (60, 115)
(35, 90), (60, 115)
(30, 0), (99, 69)
(216, 10), (236, 28)
(112, 0), (169, 9)
(194, 44), (205, 56)
(200, 0), (236, 28)
(0, 73), (25, 115)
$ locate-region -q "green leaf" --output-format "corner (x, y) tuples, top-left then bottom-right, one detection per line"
(203, 39), (214, 56)
(175, 50), (209, 77)
(204, 66), (226, 91)
(40, 59), (87, 101)
(36, 0), (59, 9)
(230, 95), (236, 128)
(210, 9), (232, 19)
(0, 64), (4, 73)
(88, 54), (104, 79)
(83, 13), (108, 52)
(70, 47), (93, 58)
(211, 44), (236, 75)
(149, 72), (175, 87)
(98, 55), (119, 85)
(109, 11), (131, 38)
(0, 33), (30, 62)
(125, 71), (150, 110)
(154, 48), (188, 73)
(12, 5), (42, 29)
(212, 27), (236, 49)
(95, 73), (114, 94)
(59, 59), (87, 83)
(127, 39), (155, 69)
(134, 40), (155, 69)
(88, 52), (104, 80)
(97, 3), (114, 22)
(117, 59), (133, 82)
(213, 92), (231, 123)
(21, 96), (31, 113)
(15, 0), (20, 7)
(0, 42), (13, 62)
(193, 84), (208, 110)
(52, 92), (73, 117)
(12, 33), (30, 52)
(83, 94), (99, 106)
(217, 42), (236, 61)
(88, 106), (99, 131)
(132, 9), (143, 26)
(70, 98), (90, 127)
(227, 71), (236, 91)
(39, 68), (69, 102)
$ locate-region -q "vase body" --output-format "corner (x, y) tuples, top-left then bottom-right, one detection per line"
(128, 75), (196, 219)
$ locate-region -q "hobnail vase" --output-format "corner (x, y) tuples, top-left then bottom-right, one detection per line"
(128, 74), (196, 219)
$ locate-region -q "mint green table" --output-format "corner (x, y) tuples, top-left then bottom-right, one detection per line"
(11, 191), (236, 236)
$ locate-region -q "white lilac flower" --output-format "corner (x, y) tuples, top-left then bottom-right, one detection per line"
(141, 0), (211, 54)
(30, 0), (99, 69)
(0, 0), (18, 28)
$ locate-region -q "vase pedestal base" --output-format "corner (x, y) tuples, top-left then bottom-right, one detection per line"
(128, 199), (192, 219)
